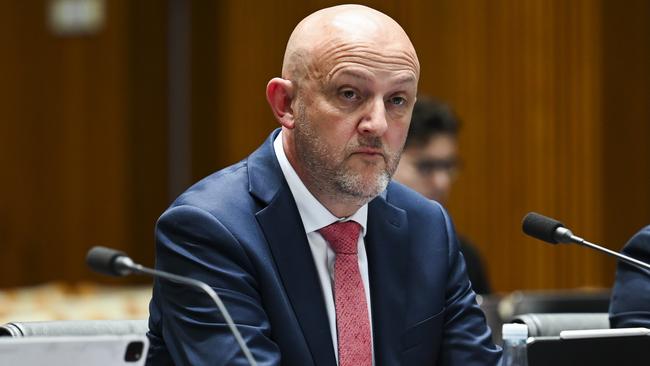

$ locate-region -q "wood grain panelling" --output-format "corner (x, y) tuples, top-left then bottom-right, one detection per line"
(601, 0), (650, 273)
(208, 1), (306, 169)
(408, 0), (615, 291)
(0, 0), (167, 286)
(126, 0), (169, 268)
(2, 0), (649, 292)
(1, 0), (127, 286)
(190, 1), (220, 181)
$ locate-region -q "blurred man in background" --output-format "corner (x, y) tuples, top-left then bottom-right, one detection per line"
(393, 97), (492, 294)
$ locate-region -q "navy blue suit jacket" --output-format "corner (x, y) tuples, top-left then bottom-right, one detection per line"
(610, 225), (650, 328)
(147, 130), (500, 365)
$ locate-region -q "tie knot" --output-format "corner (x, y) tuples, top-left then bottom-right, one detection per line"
(319, 221), (362, 254)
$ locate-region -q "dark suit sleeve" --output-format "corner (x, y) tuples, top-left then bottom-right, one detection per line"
(147, 205), (281, 366)
(458, 236), (492, 295)
(437, 207), (502, 365)
(610, 225), (650, 328)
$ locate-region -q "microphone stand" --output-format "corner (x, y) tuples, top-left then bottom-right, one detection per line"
(114, 257), (258, 366)
(564, 232), (650, 273)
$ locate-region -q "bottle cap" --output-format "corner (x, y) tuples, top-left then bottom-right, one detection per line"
(502, 323), (528, 340)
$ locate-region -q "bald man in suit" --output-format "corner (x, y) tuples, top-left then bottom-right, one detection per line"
(146, 5), (500, 365)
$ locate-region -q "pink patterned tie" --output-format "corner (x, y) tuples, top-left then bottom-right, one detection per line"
(319, 221), (372, 366)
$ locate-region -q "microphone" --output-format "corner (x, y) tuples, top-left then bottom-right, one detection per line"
(522, 212), (650, 273)
(86, 246), (258, 366)
(521, 212), (573, 244)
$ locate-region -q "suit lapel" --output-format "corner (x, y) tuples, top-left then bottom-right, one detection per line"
(366, 193), (409, 366)
(249, 130), (336, 366)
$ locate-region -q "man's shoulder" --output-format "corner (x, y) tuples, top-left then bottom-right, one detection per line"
(178, 161), (249, 205)
(161, 159), (262, 225)
(166, 131), (281, 217)
(628, 225), (650, 245)
(384, 180), (446, 218)
(622, 225), (650, 260)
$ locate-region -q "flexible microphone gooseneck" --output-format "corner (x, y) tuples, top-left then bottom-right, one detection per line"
(522, 212), (650, 273)
(86, 246), (258, 366)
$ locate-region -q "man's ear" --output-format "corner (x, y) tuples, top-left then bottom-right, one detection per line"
(266, 78), (296, 129)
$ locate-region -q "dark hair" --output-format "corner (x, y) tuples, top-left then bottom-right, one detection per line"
(405, 97), (460, 148)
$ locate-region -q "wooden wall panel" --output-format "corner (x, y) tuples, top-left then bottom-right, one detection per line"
(407, 0), (615, 291)
(0, 0), (168, 286)
(2, 0), (649, 293)
(208, 1), (307, 169)
(601, 0), (650, 274)
(126, 0), (169, 268)
(0, 0), (128, 286)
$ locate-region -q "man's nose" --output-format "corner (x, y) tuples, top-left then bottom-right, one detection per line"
(429, 170), (452, 195)
(358, 97), (388, 135)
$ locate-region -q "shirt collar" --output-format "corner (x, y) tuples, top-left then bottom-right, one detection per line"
(273, 131), (368, 236)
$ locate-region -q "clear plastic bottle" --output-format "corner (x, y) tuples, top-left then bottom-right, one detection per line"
(501, 323), (528, 366)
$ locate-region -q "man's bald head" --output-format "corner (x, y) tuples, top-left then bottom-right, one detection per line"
(281, 4), (419, 84)
(265, 4), (420, 216)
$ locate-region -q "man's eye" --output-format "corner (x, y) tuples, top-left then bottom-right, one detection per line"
(389, 96), (406, 106)
(341, 90), (358, 100)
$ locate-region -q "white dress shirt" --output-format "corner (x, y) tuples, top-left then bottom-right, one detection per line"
(273, 132), (374, 364)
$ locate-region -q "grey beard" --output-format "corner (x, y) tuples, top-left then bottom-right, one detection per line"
(332, 165), (390, 201)
(296, 132), (395, 204)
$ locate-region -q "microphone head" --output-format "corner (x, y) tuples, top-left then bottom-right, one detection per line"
(522, 212), (566, 244)
(86, 246), (130, 277)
